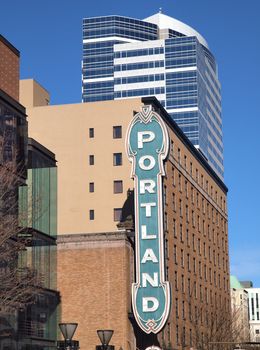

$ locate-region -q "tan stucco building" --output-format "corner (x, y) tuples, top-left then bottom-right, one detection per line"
(20, 79), (230, 350)
(230, 276), (250, 342)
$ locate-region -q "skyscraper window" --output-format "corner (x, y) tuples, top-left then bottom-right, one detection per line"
(82, 12), (224, 179)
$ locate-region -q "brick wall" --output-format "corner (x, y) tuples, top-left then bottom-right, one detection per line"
(0, 36), (20, 101)
(57, 233), (135, 350)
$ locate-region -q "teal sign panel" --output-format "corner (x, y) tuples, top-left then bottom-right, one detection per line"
(126, 105), (170, 334)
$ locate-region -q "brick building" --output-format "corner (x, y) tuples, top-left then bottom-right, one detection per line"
(21, 80), (230, 350)
(0, 35), (20, 101)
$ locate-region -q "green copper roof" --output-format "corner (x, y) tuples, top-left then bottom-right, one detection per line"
(230, 275), (243, 289)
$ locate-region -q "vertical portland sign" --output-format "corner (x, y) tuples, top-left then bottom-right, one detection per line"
(126, 105), (171, 334)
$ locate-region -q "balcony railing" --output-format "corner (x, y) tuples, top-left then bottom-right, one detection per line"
(18, 320), (45, 338)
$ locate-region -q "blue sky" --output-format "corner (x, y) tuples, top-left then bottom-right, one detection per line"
(1, 0), (260, 285)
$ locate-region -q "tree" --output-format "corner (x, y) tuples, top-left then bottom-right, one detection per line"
(184, 286), (250, 350)
(0, 160), (41, 313)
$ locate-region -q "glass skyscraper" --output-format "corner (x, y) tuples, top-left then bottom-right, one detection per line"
(82, 13), (224, 179)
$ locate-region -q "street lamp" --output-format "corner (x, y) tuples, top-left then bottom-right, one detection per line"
(57, 323), (79, 350)
(96, 330), (114, 350)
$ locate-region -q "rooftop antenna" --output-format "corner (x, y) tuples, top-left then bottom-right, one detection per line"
(159, 7), (163, 14)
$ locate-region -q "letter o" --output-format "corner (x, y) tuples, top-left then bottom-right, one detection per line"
(139, 156), (155, 170)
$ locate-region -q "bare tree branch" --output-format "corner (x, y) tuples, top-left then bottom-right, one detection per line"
(0, 159), (42, 314)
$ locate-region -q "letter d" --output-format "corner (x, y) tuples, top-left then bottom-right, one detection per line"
(143, 297), (159, 312)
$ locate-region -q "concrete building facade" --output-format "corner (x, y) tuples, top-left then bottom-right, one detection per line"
(245, 287), (260, 342)
(230, 276), (250, 342)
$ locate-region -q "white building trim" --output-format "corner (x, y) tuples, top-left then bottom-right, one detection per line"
(166, 66), (197, 73)
(144, 13), (209, 48)
(115, 93), (165, 101)
(83, 77), (114, 83)
(114, 54), (164, 65)
(114, 67), (165, 78)
(83, 36), (139, 44)
(167, 107), (198, 113)
(114, 39), (165, 51)
(114, 81), (165, 91)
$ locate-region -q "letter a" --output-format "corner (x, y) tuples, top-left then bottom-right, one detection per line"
(141, 249), (158, 263)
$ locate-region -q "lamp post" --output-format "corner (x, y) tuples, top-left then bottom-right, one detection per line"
(96, 330), (114, 350)
(57, 323), (79, 350)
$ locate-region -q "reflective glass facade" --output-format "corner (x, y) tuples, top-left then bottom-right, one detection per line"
(82, 14), (224, 179)
(18, 138), (59, 350)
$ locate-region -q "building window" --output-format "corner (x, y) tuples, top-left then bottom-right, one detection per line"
(113, 126), (122, 139)
(174, 245), (177, 264)
(89, 209), (94, 220)
(175, 298), (179, 318)
(185, 180), (188, 198)
(187, 253), (190, 271)
(167, 322), (171, 343)
(204, 264), (208, 282)
(190, 162), (193, 177)
(179, 199), (183, 217)
(180, 224), (183, 242)
(113, 153), (122, 166)
(182, 300), (185, 319)
(196, 168), (198, 182)
(172, 167), (175, 186)
(89, 182), (94, 192)
(194, 281), (197, 298)
(172, 193), (176, 211)
(186, 229), (190, 246)
(173, 219), (177, 238)
(193, 257), (196, 274)
(182, 327), (186, 346)
(181, 249), (184, 267)
(178, 174), (182, 191)
(192, 210), (195, 227)
(181, 274), (185, 293)
(114, 180), (123, 193)
(89, 128), (94, 138)
(202, 198), (205, 214)
(165, 238), (169, 259)
(163, 185), (167, 206)
(89, 155), (94, 165)
(164, 212), (168, 231)
(198, 215), (201, 232)
(170, 140), (174, 155)
(202, 220), (205, 235)
(175, 271), (178, 290)
(186, 205), (189, 223)
(177, 148), (181, 164)
(114, 208), (122, 221)
(192, 234), (195, 251)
